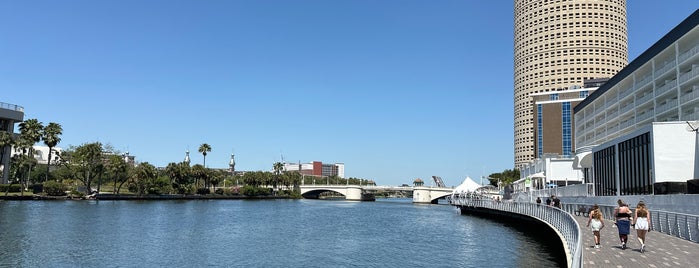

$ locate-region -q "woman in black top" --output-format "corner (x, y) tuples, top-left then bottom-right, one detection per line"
(614, 199), (632, 249)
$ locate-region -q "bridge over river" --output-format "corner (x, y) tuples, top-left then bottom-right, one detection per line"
(298, 184), (453, 203)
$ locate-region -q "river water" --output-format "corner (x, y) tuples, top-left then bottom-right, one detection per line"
(0, 199), (561, 267)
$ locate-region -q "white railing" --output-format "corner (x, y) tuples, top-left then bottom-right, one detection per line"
(635, 75), (653, 88)
(562, 203), (699, 243)
(655, 80), (677, 96)
(451, 198), (582, 268)
(680, 89), (699, 105)
(655, 100), (677, 114)
(654, 60), (676, 77)
(679, 67), (699, 85)
(679, 44), (699, 64)
(0, 102), (24, 112)
(620, 103), (634, 114)
(620, 119), (635, 130)
(636, 111), (655, 122)
(620, 87), (634, 99)
(636, 92), (655, 105)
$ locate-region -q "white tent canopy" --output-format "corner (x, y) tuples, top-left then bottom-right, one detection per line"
(452, 176), (482, 194)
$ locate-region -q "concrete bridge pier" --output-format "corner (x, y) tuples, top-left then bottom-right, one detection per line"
(412, 187), (452, 204)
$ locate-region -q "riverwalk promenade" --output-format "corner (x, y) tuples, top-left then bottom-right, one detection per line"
(574, 214), (698, 267)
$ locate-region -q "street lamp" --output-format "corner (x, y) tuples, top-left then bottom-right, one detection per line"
(687, 121), (699, 179)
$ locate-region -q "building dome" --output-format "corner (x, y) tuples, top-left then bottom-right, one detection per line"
(413, 178), (423, 183)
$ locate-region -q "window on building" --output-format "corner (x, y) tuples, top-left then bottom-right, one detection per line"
(562, 102), (572, 157)
(537, 104), (543, 158)
(550, 93), (559, 100)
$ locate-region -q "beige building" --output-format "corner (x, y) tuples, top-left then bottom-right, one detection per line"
(514, 0), (629, 168)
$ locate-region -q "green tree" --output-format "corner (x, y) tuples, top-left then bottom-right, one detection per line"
(191, 164), (207, 189)
(41, 122), (62, 182)
(106, 154), (130, 194)
(198, 143), (211, 167)
(130, 162), (158, 196)
(17, 119), (44, 192)
(61, 142), (105, 194)
(488, 168), (520, 187)
(165, 161), (192, 194)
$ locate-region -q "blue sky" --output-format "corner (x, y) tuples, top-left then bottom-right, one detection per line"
(1, 1), (697, 186)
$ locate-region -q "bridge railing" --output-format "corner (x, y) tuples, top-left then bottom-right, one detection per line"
(563, 203), (699, 243)
(451, 197), (582, 268)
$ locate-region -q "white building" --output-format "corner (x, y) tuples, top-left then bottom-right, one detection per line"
(11, 145), (62, 165)
(573, 10), (699, 195)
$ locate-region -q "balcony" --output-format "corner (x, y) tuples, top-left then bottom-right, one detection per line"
(679, 65), (699, 85)
(655, 100), (678, 115)
(680, 88), (699, 105)
(656, 80), (678, 96)
(620, 119), (635, 130)
(606, 95), (619, 105)
(620, 87), (634, 100)
(636, 92), (655, 105)
(654, 59), (677, 78)
(620, 103), (634, 115)
(679, 43), (699, 64)
(636, 111), (654, 122)
(635, 75), (653, 89)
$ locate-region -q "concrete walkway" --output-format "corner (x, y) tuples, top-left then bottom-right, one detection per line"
(574, 215), (698, 267)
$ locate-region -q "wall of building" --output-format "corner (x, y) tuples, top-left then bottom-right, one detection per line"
(652, 123), (695, 182)
(514, 0), (628, 168)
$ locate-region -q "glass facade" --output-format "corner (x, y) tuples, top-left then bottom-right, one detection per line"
(618, 133), (652, 195)
(537, 104), (543, 158)
(562, 102), (572, 157)
(592, 132), (653, 196)
(593, 145), (617, 196)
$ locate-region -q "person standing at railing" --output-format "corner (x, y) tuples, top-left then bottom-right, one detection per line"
(586, 204), (605, 248)
(552, 195), (561, 209)
(545, 196), (552, 206)
(536, 197), (541, 205)
(613, 199), (632, 249)
(633, 201), (652, 253)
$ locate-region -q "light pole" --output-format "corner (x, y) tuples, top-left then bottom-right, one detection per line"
(687, 121), (699, 179)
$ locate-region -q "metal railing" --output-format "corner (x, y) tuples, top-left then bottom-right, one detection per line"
(0, 101), (24, 112)
(562, 203), (699, 243)
(451, 197), (582, 268)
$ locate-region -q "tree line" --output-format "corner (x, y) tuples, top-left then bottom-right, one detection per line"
(1, 118), (373, 197)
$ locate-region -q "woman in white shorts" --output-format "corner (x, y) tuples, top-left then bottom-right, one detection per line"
(586, 204), (605, 248)
(633, 201), (651, 253)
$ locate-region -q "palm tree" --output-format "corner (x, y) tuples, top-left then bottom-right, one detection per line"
(41, 122), (62, 182)
(198, 143), (211, 167)
(18, 119), (44, 191)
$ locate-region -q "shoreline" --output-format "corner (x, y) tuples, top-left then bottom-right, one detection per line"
(0, 194), (292, 201)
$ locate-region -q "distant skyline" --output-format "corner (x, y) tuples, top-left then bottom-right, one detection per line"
(2, 1), (697, 186)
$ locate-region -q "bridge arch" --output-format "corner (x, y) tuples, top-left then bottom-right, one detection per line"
(301, 189), (347, 199)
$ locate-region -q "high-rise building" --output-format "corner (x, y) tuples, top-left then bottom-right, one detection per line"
(514, 0), (629, 168)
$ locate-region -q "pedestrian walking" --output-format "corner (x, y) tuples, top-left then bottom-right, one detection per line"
(552, 195), (561, 209)
(586, 204), (605, 248)
(536, 197), (541, 205)
(614, 199), (632, 249)
(545, 196), (552, 206)
(633, 201), (652, 253)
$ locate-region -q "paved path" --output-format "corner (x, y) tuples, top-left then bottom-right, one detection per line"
(574, 215), (698, 267)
